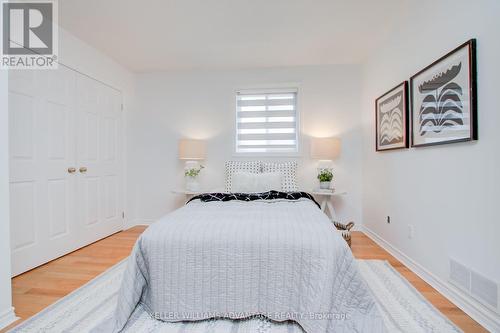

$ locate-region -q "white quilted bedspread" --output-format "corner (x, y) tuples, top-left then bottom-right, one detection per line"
(93, 198), (386, 333)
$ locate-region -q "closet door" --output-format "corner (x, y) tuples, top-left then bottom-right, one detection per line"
(76, 76), (123, 245)
(9, 67), (78, 276)
(9, 68), (123, 276)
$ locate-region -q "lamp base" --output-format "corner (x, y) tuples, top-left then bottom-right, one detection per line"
(184, 160), (200, 170)
(317, 159), (333, 170)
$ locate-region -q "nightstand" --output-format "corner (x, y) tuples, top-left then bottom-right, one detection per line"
(311, 190), (347, 221)
(171, 189), (206, 201)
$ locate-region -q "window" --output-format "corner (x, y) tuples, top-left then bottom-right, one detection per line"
(235, 88), (299, 154)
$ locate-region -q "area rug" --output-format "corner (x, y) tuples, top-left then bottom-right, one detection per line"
(8, 260), (462, 333)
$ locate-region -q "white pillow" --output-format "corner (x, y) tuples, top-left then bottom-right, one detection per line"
(231, 172), (282, 193)
(224, 161), (262, 192)
(262, 161), (299, 192)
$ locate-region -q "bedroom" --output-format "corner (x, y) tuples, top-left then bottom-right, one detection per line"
(0, 0), (499, 332)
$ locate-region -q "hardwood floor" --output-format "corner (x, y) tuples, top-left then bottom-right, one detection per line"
(1, 226), (145, 333)
(2, 227), (488, 333)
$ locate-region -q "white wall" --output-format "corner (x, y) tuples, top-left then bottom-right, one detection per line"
(129, 65), (363, 224)
(0, 2), (16, 327)
(361, 0), (500, 330)
(57, 27), (135, 104)
(0, 70), (17, 329)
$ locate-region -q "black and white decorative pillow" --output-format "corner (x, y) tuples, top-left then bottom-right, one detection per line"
(224, 161), (262, 192)
(262, 161), (298, 192)
(188, 190), (320, 209)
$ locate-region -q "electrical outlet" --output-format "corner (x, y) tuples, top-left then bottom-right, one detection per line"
(408, 224), (414, 239)
(386, 216), (391, 224)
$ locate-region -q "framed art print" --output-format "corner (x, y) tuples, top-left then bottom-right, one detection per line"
(410, 39), (477, 147)
(375, 81), (409, 151)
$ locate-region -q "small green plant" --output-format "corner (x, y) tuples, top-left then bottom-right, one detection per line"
(185, 165), (204, 178)
(317, 169), (333, 182)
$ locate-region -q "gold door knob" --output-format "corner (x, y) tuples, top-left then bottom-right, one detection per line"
(68, 167), (76, 174)
(79, 167), (88, 173)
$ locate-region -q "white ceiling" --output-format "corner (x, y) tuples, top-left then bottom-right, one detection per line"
(59, 0), (408, 73)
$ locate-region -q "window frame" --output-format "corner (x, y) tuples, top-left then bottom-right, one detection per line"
(233, 87), (302, 157)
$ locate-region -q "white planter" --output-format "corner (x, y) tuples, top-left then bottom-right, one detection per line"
(319, 181), (331, 189)
(185, 176), (200, 191)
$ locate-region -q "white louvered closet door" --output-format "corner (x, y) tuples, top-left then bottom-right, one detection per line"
(9, 67), (123, 276)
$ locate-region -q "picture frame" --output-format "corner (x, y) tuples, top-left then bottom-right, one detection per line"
(410, 39), (477, 147)
(375, 81), (409, 151)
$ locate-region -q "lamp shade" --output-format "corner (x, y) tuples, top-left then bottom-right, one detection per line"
(178, 139), (206, 160)
(310, 137), (341, 160)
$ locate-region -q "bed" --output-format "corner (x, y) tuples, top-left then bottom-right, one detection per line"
(93, 190), (386, 333)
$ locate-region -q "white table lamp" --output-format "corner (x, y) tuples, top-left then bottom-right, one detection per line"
(178, 139), (206, 191)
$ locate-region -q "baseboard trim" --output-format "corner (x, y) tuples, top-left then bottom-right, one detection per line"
(0, 307), (19, 330)
(361, 224), (500, 332)
(125, 219), (155, 229)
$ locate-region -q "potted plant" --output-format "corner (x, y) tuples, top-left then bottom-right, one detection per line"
(317, 169), (333, 190)
(184, 165), (204, 191)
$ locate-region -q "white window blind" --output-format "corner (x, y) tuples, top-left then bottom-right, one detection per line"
(236, 88), (299, 154)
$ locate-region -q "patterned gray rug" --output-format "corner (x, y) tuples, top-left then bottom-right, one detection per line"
(8, 260), (461, 333)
